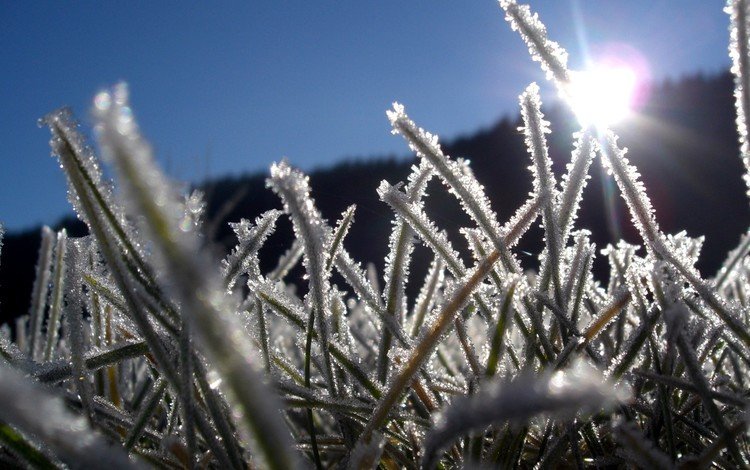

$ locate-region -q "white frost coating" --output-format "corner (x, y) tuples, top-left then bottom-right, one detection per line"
(223, 209), (282, 290)
(27, 226), (55, 360)
(40, 109), (120, 228)
(387, 103), (520, 274)
(267, 161), (337, 395)
(727, 0), (750, 202)
(599, 132), (662, 250)
(422, 361), (626, 469)
(520, 84), (562, 289)
(64, 238), (96, 422)
(715, 228), (750, 289)
(378, 180), (466, 278)
(268, 239), (304, 281)
(93, 84), (300, 469)
(379, 161), (434, 380)
(327, 204), (357, 274)
(0, 360), (138, 468)
(557, 130), (595, 244)
(499, 0), (570, 87)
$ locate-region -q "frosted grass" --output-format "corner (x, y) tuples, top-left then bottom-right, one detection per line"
(0, 1), (749, 468)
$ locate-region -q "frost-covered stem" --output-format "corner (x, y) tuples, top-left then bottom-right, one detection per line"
(124, 377), (167, 451)
(27, 226), (54, 360)
(358, 249), (500, 442)
(254, 298), (271, 373)
(268, 240), (304, 281)
(43, 230), (67, 362)
(223, 210), (281, 290)
(0, 361), (137, 468)
(35, 341), (148, 383)
(325, 205), (356, 274)
(580, 290), (631, 346)
(520, 84), (562, 297)
(379, 162), (432, 383)
(388, 104), (519, 274)
(43, 111), (176, 323)
(557, 132), (595, 248)
(715, 229), (750, 289)
(728, 0), (750, 202)
(44, 119), (181, 392)
(64, 242), (95, 423)
(192, 359), (246, 470)
(454, 316), (483, 377)
(268, 162), (337, 397)
(411, 257), (444, 337)
(661, 248), (750, 349)
(598, 133), (662, 255)
(499, 0), (570, 87)
(304, 305), (323, 470)
(255, 286), (383, 399)
(674, 326), (746, 467)
(95, 87), (298, 470)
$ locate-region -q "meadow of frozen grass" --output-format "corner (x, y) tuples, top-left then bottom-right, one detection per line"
(1, 1), (750, 468)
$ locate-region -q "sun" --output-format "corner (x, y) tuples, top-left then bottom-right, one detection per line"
(566, 64), (638, 130)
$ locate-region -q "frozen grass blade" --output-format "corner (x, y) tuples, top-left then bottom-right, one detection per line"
(268, 161), (337, 396)
(43, 230), (67, 362)
(379, 162), (433, 382)
(0, 360), (138, 469)
(728, 0), (750, 202)
(94, 84), (299, 470)
(223, 209), (282, 290)
(499, 0), (570, 87)
(388, 103), (519, 274)
(358, 248), (501, 445)
(422, 362), (623, 469)
(27, 226), (54, 360)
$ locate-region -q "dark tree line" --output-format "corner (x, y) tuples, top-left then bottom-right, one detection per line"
(1, 71), (745, 326)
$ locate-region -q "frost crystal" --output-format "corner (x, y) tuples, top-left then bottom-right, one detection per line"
(499, 0), (570, 87)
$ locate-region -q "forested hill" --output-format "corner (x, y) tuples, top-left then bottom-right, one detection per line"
(0, 71), (745, 326)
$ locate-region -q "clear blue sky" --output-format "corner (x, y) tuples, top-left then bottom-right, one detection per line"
(0, 1), (730, 232)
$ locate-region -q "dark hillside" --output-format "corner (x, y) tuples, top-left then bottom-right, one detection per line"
(1, 71), (746, 326)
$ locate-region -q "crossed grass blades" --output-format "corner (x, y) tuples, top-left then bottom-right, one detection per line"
(1, 1), (750, 468)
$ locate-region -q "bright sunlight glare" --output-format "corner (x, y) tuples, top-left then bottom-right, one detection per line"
(567, 65), (638, 129)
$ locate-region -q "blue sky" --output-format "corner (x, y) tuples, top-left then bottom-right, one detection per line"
(0, 1), (731, 231)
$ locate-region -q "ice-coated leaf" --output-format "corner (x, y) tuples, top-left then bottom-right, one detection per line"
(326, 204), (356, 274)
(358, 248), (502, 444)
(422, 361), (625, 469)
(223, 209), (282, 290)
(410, 256), (445, 338)
(268, 239), (304, 281)
(378, 180), (466, 278)
(93, 84), (300, 470)
(28, 226), (55, 360)
(63, 239), (95, 423)
(43, 230), (68, 362)
(267, 160), (337, 396)
(557, 130), (595, 244)
(387, 103), (520, 274)
(598, 132), (662, 252)
(520, 83), (562, 293)
(0, 360), (138, 469)
(499, 0), (570, 87)
(379, 161), (433, 383)
(727, 0), (750, 202)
